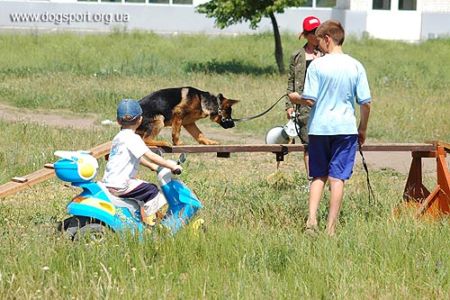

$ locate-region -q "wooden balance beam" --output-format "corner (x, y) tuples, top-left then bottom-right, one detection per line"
(0, 141), (449, 218)
(156, 143), (436, 155)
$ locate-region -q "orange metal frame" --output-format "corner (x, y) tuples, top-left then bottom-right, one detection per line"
(403, 142), (450, 217)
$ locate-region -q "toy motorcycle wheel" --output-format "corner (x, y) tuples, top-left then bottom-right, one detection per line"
(60, 216), (108, 242)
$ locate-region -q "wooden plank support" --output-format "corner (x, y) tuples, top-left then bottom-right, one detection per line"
(403, 154), (430, 201)
(414, 145), (450, 217)
(88, 141), (112, 158)
(155, 143), (435, 154)
(274, 145), (290, 162)
(414, 185), (442, 218)
(360, 143), (435, 152)
(217, 152), (231, 158)
(438, 141), (450, 153)
(0, 142), (112, 199)
(12, 177), (28, 183)
(155, 144), (305, 154)
(1, 168), (58, 199)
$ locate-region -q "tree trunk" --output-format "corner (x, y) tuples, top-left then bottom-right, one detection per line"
(269, 12), (284, 74)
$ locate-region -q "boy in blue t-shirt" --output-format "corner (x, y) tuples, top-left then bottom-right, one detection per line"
(289, 20), (371, 236)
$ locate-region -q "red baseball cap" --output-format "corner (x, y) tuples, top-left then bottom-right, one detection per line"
(303, 16), (321, 32)
(299, 16), (320, 38)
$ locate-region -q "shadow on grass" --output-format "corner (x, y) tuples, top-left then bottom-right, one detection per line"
(183, 59), (277, 75)
(0, 66), (44, 77)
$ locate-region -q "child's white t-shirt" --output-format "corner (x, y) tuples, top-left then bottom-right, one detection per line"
(102, 129), (149, 190)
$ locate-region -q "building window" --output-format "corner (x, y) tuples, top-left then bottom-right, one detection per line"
(316, 0), (336, 7)
(298, 0), (336, 7)
(373, 0), (391, 10)
(399, 0), (416, 10)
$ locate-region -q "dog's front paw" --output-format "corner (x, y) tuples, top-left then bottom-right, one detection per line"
(159, 141), (172, 147)
(144, 140), (172, 147)
(173, 140), (184, 146)
(199, 138), (219, 145)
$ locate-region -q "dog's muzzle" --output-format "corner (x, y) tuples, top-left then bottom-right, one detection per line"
(220, 118), (235, 129)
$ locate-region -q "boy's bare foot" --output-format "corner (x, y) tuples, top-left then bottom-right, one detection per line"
(304, 224), (319, 237)
(325, 227), (336, 237)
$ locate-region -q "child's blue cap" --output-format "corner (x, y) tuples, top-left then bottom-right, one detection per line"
(117, 99), (143, 121)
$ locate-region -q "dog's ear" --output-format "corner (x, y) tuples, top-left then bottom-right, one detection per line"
(218, 93), (239, 106)
(222, 99), (239, 107)
(226, 99), (239, 106)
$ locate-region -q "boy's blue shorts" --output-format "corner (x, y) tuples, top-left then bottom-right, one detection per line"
(308, 135), (358, 180)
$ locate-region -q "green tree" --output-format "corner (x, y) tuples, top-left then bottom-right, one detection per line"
(197, 0), (306, 74)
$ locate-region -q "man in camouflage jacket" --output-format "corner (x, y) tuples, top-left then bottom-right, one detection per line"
(285, 15), (322, 178)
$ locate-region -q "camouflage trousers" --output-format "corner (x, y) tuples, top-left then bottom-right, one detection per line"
(294, 105), (310, 145)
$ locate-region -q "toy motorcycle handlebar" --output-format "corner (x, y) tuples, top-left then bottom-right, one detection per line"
(155, 153), (186, 175)
(172, 168), (182, 175)
(172, 153), (186, 175)
(177, 153), (187, 164)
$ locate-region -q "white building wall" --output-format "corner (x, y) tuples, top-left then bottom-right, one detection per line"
(335, 0), (351, 9)
(366, 0), (418, 40)
(422, 0), (450, 12)
(348, 0), (370, 11)
(193, 0), (208, 4)
(43, 0), (207, 3)
(366, 9), (421, 40)
(347, 0), (450, 12)
(0, 0), (449, 40)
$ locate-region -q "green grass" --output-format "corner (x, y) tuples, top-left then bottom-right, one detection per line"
(0, 32), (449, 141)
(1, 150), (449, 298)
(0, 32), (450, 299)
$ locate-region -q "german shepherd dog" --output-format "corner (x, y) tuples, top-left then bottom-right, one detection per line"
(137, 87), (239, 147)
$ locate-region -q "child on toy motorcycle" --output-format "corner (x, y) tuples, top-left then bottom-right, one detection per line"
(102, 99), (182, 225)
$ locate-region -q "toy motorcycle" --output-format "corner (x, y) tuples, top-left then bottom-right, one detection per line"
(54, 150), (203, 240)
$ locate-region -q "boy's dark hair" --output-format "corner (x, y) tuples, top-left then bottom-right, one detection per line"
(118, 116), (141, 126)
(116, 98), (142, 126)
(316, 20), (345, 46)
